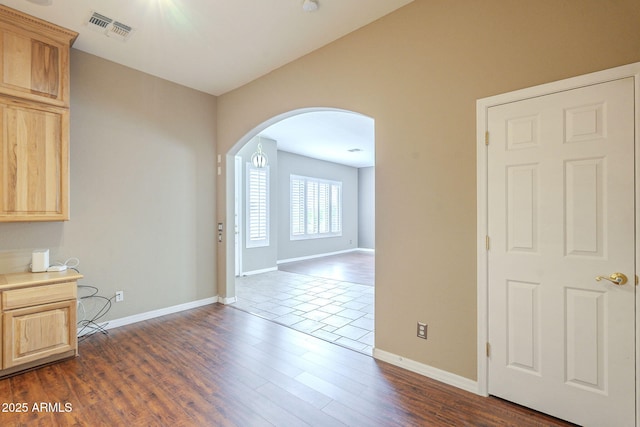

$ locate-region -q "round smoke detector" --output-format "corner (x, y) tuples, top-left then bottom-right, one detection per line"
(302, 0), (318, 12)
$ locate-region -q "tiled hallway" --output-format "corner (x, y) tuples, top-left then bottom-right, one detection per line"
(232, 268), (375, 354)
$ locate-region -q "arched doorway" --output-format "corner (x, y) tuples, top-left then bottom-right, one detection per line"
(223, 107), (376, 354)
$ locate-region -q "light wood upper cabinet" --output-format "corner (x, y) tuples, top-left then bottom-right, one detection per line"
(0, 98), (69, 220)
(0, 6), (76, 107)
(0, 6), (76, 222)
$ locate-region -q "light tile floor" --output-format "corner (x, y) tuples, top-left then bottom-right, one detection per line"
(231, 270), (374, 354)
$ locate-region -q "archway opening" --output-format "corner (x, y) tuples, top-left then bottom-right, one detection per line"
(224, 107), (376, 354)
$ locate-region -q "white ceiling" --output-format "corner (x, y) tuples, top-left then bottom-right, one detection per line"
(4, 0), (412, 96)
(3, 0), (403, 166)
(260, 110), (375, 168)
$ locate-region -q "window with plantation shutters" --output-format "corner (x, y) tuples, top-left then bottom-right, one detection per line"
(291, 178), (305, 236)
(246, 165), (269, 248)
(330, 183), (341, 233)
(290, 175), (342, 240)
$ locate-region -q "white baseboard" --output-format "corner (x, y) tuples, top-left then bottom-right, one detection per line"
(218, 296), (237, 304)
(78, 296), (218, 336)
(241, 249), (375, 275)
(241, 266), (277, 276)
(373, 348), (479, 395)
(277, 248), (370, 264)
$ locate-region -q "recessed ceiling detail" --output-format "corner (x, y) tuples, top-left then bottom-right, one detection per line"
(86, 11), (135, 42)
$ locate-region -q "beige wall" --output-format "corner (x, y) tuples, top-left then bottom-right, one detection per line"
(0, 50), (218, 321)
(216, 0), (640, 379)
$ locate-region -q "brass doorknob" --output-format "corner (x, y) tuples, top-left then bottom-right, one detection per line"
(595, 272), (628, 286)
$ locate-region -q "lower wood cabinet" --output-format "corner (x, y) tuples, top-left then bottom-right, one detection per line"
(0, 271), (81, 376)
(3, 299), (76, 369)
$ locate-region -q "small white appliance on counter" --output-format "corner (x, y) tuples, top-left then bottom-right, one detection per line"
(31, 249), (49, 272)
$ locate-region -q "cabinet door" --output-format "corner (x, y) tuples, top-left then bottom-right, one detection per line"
(0, 98), (69, 221)
(0, 24), (74, 106)
(3, 299), (76, 369)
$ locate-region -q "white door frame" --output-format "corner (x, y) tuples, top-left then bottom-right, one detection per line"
(476, 62), (640, 423)
(234, 155), (243, 276)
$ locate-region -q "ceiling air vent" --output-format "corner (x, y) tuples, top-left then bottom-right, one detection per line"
(107, 21), (135, 42)
(87, 12), (112, 30)
(86, 11), (135, 42)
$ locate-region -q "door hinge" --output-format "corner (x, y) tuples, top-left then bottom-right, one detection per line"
(486, 342), (491, 357)
(485, 131), (489, 146)
(486, 235), (490, 250)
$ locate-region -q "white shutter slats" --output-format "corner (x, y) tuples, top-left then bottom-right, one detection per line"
(247, 165), (269, 247)
(331, 184), (341, 233)
(291, 178), (305, 236)
(290, 174), (342, 240)
(306, 181), (319, 235)
(319, 183), (330, 234)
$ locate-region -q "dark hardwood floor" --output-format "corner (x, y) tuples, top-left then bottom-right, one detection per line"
(0, 304), (573, 426)
(278, 251), (374, 286)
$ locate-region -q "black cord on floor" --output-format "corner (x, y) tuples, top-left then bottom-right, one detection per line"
(77, 285), (114, 342)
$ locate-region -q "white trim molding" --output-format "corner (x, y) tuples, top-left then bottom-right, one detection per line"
(218, 296), (237, 305)
(78, 296), (218, 336)
(277, 248), (365, 265)
(240, 266), (278, 276)
(476, 62), (640, 423)
(373, 348), (478, 394)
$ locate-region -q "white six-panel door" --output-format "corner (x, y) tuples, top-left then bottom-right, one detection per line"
(486, 77), (635, 426)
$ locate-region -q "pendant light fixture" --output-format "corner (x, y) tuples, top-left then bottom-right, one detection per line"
(251, 137), (268, 168)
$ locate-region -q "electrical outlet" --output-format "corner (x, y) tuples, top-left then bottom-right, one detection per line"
(115, 291), (124, 302)
(417, 322), (427, 340)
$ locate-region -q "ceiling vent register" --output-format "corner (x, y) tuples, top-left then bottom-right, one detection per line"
(86, 11), (135, 42)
